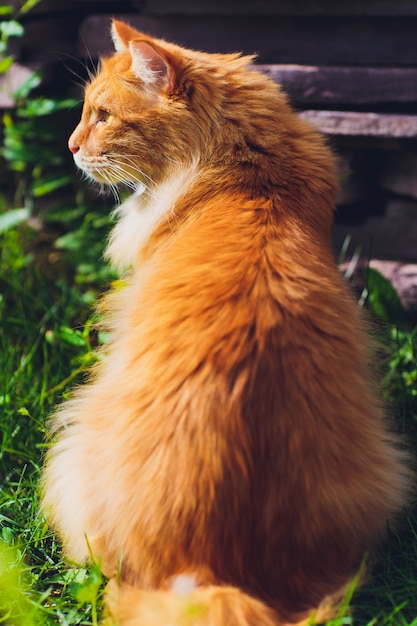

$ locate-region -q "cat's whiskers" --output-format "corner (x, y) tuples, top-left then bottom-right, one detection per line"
(98, 173), (120, 203)
(77, 159), (121, 203)
(106, 179), (121, 204)
(80, 150), (193, 226)
(80, 35), (99, 83)
(105, 161), (151, 196)
(106, 154), (159, 189)
(104, 158), (166, 205)
(77, 166), (101, 190)
(80, 154), (144, 195)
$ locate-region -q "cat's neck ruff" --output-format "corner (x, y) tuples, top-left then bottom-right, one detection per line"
(105, 164), (198, 271)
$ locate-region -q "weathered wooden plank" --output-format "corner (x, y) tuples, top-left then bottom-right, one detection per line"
(259, 65), (417, 105)
(379, 151), (417, 199)
(334, 198), (417, 263)
(300, 111), (417, 138)
(138, 0), (417, 16)
(17, 0), (417, 17)
(13, 0), (125, 14)
(79, 14), (417, 66)
(19, 16), (82, 64)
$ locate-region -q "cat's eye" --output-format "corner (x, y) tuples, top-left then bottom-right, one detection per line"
(96, 109), (111, 124)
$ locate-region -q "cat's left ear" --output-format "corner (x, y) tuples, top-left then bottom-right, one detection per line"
(129, 40), (176, 93)
(111, 20), (140, 52)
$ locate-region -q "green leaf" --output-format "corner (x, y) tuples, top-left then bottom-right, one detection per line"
(70, 561), (103, 604)
(0, 207), (30, 233)
(43, 205), (85, 223)
(55, 326), (88, 348)
(1, 139), (63, 167)
(2, 110), (13, 128)
(17, 97), (78, 117)
(0, 55), (12, 73)
(0, 542), (41, 626)
(54, 230), (84, 252)
(18, 0), (43, 16)
(32, 175), (73, 197)
(13, 71), (41, 99)
(54, 229), (94, 251)
(17, 97), (58, 117)
(0, 20), (24, 38)
(0, 6), (13, 16)
(366, 268), (408, 328)
(1, 527), (13, 543)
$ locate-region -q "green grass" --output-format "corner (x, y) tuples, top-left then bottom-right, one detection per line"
(0, 220), (109, 624)
(0, 214), (416, 624)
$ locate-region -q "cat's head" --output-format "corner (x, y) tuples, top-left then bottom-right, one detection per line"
(68, 20), (252, 191)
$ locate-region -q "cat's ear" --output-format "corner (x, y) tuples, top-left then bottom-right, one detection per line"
(111, 20), (176, 93)
(129, 40), (176, 93)
(111, 20), (140, 53)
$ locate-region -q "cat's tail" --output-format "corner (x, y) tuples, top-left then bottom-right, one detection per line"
(102, 576), (313, 626)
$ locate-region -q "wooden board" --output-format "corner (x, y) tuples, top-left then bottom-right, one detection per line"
(300, 111), (417, 138)
(259, 65), (417, 106)
(140, 0), (417, 16)
(17, 0), (417, 17)
(79, 14), (417, 66)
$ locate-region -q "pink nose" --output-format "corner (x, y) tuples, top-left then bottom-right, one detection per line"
(69, 142), (80, 154)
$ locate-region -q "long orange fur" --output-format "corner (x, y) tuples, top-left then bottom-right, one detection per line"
(42, 20), (411, 625)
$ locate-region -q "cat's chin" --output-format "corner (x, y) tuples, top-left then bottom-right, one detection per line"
(84, 170), (110, 184)
(81, 169), (147, 196)
(73, 151), (151, 191)
(80, 167), (149, 194)
(77, 166), (123, 186)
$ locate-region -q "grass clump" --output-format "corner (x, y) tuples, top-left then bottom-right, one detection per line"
(0, 216), (110, 624)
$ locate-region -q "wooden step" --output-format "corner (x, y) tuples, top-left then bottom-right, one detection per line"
(300, 111), (417, 139)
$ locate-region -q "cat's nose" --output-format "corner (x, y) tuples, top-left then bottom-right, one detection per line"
(69, 142), (80, 154)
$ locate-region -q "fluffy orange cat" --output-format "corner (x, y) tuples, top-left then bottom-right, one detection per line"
(42, 20), (411, 626)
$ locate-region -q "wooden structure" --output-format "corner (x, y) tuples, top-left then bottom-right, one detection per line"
(4, 0), (417, 280)
(14, 1), (417, 116)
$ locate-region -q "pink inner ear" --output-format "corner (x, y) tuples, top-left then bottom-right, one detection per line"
(130, 40), (176, 92)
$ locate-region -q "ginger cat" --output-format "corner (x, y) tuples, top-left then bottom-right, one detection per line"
(42, 20), (411, 626)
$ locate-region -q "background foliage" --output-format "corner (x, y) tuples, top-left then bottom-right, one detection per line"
(0, 1), (416, 624)
(1, 2), (113, 622)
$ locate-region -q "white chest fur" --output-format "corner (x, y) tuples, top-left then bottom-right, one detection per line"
(105, 165), (198, 270)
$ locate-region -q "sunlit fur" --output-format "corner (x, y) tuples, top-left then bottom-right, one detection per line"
(42, 20), (412, 626)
